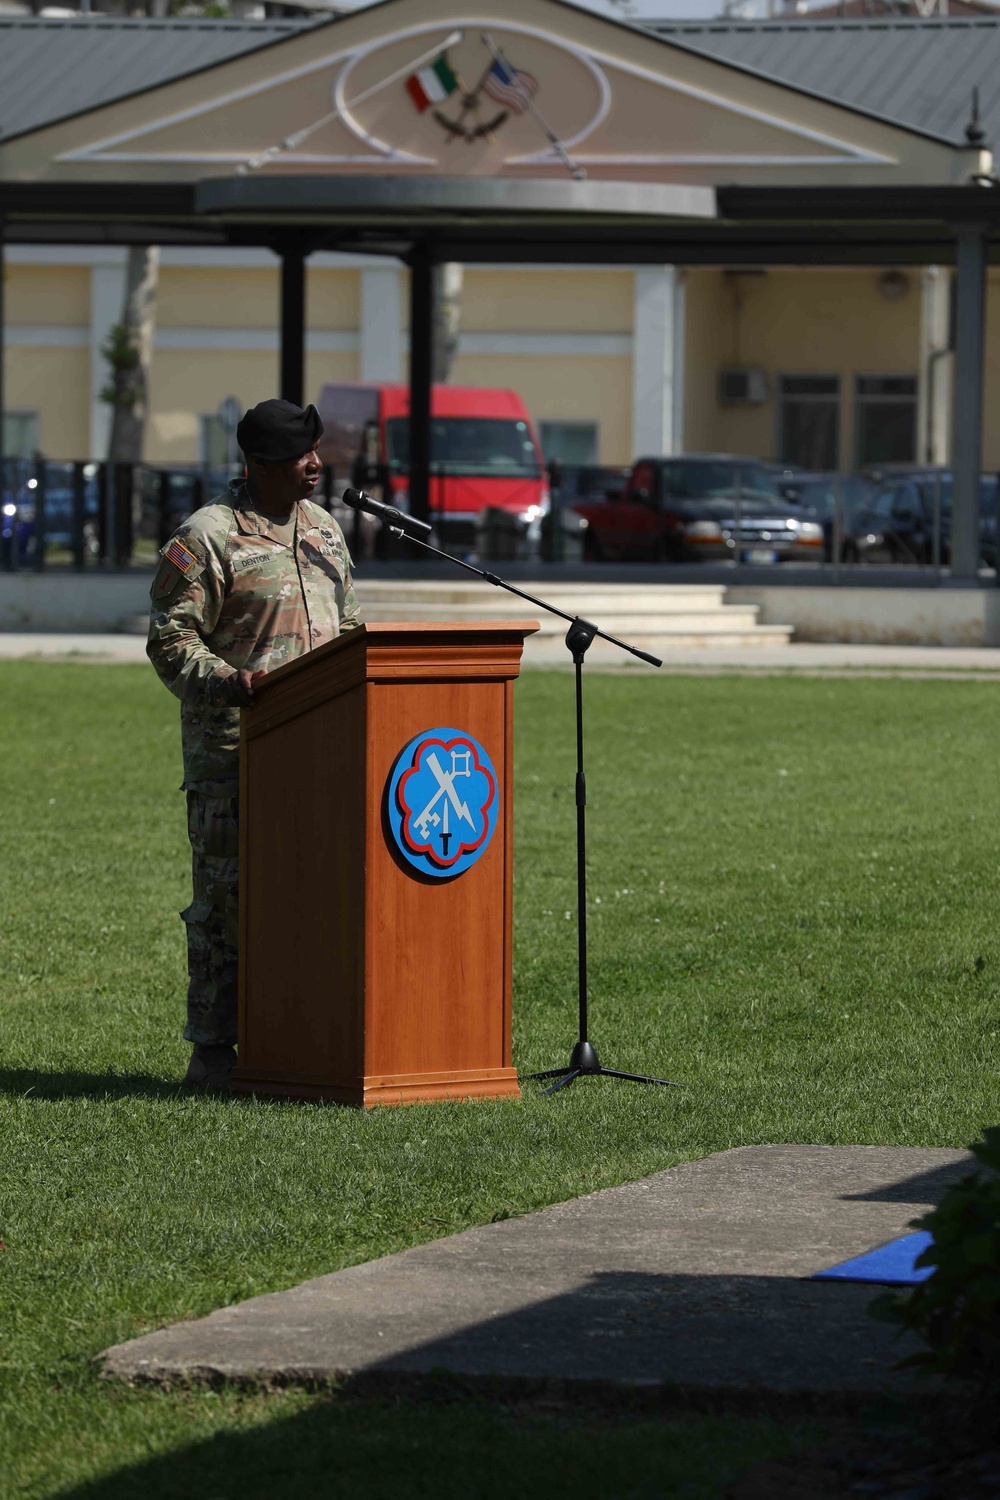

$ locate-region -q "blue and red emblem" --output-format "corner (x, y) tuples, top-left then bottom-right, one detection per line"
(386, 727), (499, 879)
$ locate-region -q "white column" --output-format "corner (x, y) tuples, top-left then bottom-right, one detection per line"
(951, 229), (987, 579)
(359, 265), (403, 382)
(918, 266), (952, 467)
(632, 266), (683, 459)
(89, 251), (126, 461)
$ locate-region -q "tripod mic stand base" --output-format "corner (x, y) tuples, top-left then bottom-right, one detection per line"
(527, 1039), (681, 1096)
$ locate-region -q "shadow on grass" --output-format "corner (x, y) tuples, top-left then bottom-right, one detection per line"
(0, 1068), (189, 1103)
(52, 1387), (816, 1500)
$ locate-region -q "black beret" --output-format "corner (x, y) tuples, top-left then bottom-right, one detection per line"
(236, 399), (324, 462)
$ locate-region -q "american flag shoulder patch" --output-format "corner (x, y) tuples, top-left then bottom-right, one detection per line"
(164, 538), (198, 574)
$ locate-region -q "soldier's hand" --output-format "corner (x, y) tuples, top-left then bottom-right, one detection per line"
(217, 669), (256, 708)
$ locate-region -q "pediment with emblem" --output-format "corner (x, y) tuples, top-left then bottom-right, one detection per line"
(0, 0), (964, 188)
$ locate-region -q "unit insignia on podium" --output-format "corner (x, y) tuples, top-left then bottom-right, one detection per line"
(387, 727), (498, 878)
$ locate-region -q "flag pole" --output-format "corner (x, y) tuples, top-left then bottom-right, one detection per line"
(238, 30), (465, 173)
(480, 32), (586, 181)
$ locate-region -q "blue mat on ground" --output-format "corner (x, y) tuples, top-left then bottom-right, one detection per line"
(812, 1230), (935, 1285)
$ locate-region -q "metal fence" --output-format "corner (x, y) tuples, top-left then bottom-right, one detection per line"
(0, 459), (379, 572)
(2, 457), (993, 576)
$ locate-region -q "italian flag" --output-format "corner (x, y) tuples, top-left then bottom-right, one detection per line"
(406, 54), (459, 113)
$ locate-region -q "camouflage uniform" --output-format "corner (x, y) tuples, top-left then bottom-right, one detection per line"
(147, 478), (362, 1045)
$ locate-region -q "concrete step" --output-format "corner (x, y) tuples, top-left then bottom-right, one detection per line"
(358, 581), (728, 613)
(360, 602), (771, 635)
(124, 582), (793, 647)
(524, 626), (794, 660)
(357, 581), (791, 644)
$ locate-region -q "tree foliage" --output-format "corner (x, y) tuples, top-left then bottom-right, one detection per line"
(872, 1127), (1000, 1394)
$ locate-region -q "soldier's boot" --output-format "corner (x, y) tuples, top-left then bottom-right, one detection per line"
(184, 1043), (237, 1091)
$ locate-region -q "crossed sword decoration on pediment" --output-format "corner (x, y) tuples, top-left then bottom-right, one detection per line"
(238, 29), (585, 180)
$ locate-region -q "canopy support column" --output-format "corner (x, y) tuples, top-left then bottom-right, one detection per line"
(950, 225), (987, 580)
(279, 246), (306, 408)
(0, 223), (6, 573)
(408, 245), (434, 527)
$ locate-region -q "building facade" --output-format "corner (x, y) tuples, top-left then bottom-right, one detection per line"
(6, 247), (987, 472)
(4, 9), (1000, 479)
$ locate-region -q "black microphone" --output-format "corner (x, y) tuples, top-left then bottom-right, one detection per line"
(341, 487), (432, 536)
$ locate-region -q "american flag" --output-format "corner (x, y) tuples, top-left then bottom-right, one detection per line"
(165, 537), (197, 573)
(482, 57), (538, 116)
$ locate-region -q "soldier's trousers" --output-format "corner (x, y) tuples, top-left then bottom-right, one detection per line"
(181, 791), (239, 1047)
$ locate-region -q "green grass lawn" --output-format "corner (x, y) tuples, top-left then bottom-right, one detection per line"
(1, 662), (998, 1497)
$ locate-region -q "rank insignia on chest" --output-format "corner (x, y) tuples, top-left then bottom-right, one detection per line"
(164, 538), (198, 573)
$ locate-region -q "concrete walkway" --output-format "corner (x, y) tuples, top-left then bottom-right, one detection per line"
(101, 1145), (969, 1397)
(7, 631), (1000, 675)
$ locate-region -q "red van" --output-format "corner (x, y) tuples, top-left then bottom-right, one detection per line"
(316, 382), (548, 553)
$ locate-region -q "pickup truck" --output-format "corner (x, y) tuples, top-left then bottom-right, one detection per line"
(571, 454), (824, 564)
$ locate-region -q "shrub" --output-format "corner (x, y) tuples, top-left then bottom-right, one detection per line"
(871, 1127), (1000, 1393)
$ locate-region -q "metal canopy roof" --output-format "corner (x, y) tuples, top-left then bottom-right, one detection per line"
(6, 176), (1000, 266)
(648, 16), (1000, 149)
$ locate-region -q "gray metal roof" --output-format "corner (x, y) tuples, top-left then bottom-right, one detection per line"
(646, 16), (1000, 147)
(0, 16), (317, 141)
(2, 10), (1000, 152)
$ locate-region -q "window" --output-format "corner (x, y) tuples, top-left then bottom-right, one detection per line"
(538, 421), (598, 465)
(778, 375), (840, 472)
(663, 460), (779, 502)
(855, 376), (917, 468)
(3, 411), (39, 460)
(386, 418), (541, 478)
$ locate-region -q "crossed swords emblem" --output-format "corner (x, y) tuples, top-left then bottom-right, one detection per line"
(412, 748), (475, 857)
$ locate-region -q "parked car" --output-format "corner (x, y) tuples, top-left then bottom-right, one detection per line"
(549, 462), (630, 505)
(776, 472), (877, 560)
(1, 461), (101, 563)
(571, 454), (825, 563)
(841, 468), (999, 565)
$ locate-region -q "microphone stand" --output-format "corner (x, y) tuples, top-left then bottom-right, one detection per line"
(374, 507), (681, 1097)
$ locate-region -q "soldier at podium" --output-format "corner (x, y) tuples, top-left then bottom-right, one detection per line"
(147, 399), (362, 1090)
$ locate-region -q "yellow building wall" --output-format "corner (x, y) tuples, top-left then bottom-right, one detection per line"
(6, 265), (90, 326)
(451, 353), (632, 463)
(5, 346), (90, 458)
(147, 351), (277, 461)
(157, 267), (275, 328)
(156, 265), (359, 330)
(4, 261), (966, 473)
(308, 267), (360, 329)
(458, 269), (633, 333)
(683, 267), (921, 468)
(981, 271), (1000, 470)
(305, 352), (359, 406)
(681, 268), (730, 457)
(145, 349), (359, 461)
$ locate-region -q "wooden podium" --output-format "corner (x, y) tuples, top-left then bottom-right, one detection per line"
(231, 621), (537, 1107)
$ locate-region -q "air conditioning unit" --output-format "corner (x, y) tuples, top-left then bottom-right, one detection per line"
(718, 367), (770, 406)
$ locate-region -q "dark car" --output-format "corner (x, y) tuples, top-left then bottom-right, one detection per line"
(842, 469), (998, 566)
(776, 472), (877, 560)
(549, 462), (630, 505)
(2, 461), (101, 563)
(572, 454), (825, 564)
